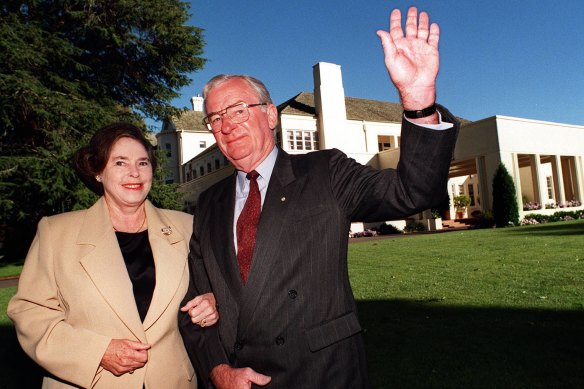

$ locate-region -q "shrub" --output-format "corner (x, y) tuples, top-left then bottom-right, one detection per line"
(404, 221), (425, 233)
(522, 210), (583, 224)
(472, 210), (495, 228)
(377, 223), (402, 235)
(523, 201), (541, 211)
(492, 163), (520, 227)
(351, 229), (377, 238)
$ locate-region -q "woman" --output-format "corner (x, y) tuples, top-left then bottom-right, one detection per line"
(8, 123), (217, 388)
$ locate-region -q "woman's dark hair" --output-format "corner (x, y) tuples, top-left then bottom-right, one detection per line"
(73, 123), (157, 195)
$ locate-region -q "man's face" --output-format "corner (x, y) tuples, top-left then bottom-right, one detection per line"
(205, 78), (278, 172)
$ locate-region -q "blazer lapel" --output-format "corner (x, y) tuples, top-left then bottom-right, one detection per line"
(142, 201), (189, 330)
(238, 150), (303, 336)
(77, 198), (146, 341)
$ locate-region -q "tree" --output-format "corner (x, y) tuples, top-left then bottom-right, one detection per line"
(0, 0), (205, 259)
(492, 162), (520, 227)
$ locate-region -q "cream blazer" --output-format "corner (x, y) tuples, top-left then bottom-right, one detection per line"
(8, 197), (197, 389)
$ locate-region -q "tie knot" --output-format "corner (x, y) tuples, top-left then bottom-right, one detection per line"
(246, 170), (260, 181)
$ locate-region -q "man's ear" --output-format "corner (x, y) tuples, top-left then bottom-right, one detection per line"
(267, 104), (279, 129)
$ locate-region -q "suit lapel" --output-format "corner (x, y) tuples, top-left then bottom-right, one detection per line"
(238, 150), (304, 336)
(142, 201), (188, 330)
(77, 198), (146, 341)
(209, 174), (245, 299)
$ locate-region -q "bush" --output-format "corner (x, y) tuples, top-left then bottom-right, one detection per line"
(377, 223), (403, 235)
(403, 221), (425, 233)
(523, 201), (541, 211)
(523, 210), (584, 224)
(350, 229), (378, 238)
(472, 210), (495, 229)
(492, 163), (520, 227)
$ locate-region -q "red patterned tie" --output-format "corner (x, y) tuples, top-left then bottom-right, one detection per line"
(236, 170), (261, 284)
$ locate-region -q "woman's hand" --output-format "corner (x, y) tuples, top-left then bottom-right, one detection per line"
(100, 339), (151, 376)
(180, 292), (219, 328)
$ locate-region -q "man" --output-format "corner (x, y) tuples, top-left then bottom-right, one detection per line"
(180, 7), (459, 388)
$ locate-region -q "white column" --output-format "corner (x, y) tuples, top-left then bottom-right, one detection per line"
(531, 154), (547, 206)
(511, 153), (523, 212)
(574, 156), (584, 202)
(552, 155), (566, 205)
(177, 131), (184, 183)
(475, 156), (490, 210)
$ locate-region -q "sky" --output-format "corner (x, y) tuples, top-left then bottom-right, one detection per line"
(155, 0), (584, 130)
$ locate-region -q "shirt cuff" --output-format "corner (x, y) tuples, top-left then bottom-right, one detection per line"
(404, 110), (454, 130)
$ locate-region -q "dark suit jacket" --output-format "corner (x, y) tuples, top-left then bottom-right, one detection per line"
(180, 107), (459, 388)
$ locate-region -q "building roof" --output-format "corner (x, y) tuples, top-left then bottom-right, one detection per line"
(163, 110), (208, 133)
(278, 92), (403, 122)
(167, 92), (472, 133)
(278, 91), (472, 124)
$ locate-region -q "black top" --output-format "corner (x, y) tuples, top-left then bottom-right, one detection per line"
(115, 230), (155, 322)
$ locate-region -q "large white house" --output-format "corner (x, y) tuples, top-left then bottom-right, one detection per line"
(157, 62), (584, 230)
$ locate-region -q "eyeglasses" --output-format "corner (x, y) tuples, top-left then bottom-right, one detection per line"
(203, 102), (268, 133)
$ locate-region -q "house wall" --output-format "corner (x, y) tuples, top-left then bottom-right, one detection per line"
(449, 116), (584, 218)
(164, 62), (584, 224)
(157, 129), (216, 183)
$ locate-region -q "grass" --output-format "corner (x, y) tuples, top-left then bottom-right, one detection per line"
(350, 220), (584, 388)
(0, 261), (23, 278)
(1, 220), (583, 387)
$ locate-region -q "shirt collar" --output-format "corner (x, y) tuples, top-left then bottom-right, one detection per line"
(236, 146), (278, 190)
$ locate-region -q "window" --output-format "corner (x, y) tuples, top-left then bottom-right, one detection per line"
(199, 141), (206, 148)
(377, 135), (392, 151)
(287, 130), (319, 151)
(207, 163), (211, 173)
(468, 184), (475, 206)
(546, 176), (553, 199)
(165, 143), (172, 157)
(215, 159), (220, 169)
(200, 166), (204, 176)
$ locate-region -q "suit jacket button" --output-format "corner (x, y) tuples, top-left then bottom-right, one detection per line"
(288, 289), (298, 299)
(234, 341), (243, 351)
(275, 336), (285, 346)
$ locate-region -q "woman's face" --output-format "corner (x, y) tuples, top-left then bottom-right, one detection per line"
(100, 137), (153, 210)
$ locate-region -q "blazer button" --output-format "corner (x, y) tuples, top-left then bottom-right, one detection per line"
(275, 336), (285, 346)
(234, 341), (244, 351)
(288, 289), (298, 299)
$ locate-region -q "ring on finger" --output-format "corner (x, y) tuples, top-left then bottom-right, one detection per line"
(199, 318), (206, 328)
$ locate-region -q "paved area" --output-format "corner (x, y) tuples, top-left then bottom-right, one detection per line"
(0, 276), (19, 288)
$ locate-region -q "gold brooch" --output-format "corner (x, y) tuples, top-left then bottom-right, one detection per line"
(161, 226), (172, 235)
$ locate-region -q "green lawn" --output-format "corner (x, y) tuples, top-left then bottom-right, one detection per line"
(0, 261), (23, 278)
(351, 220), (584, 388)
(1, 220), (583, 388)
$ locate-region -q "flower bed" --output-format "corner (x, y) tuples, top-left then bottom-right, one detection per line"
(521, 210), (584, 225)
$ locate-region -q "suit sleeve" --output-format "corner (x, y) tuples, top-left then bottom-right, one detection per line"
(179, 206), (230, 386)
(7, 217), (111, 388)
(330, 104), (459, 222)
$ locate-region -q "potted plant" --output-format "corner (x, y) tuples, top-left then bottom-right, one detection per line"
(453, 195), (471, 219)
(428, 208), (443, 230)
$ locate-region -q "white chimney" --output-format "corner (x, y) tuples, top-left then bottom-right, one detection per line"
(313, 62), (351, 151)
(191, 95), (204, 112)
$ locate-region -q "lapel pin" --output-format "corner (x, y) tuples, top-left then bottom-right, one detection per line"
(281, 197), (286, 202)
(161, 226), (172, 235)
